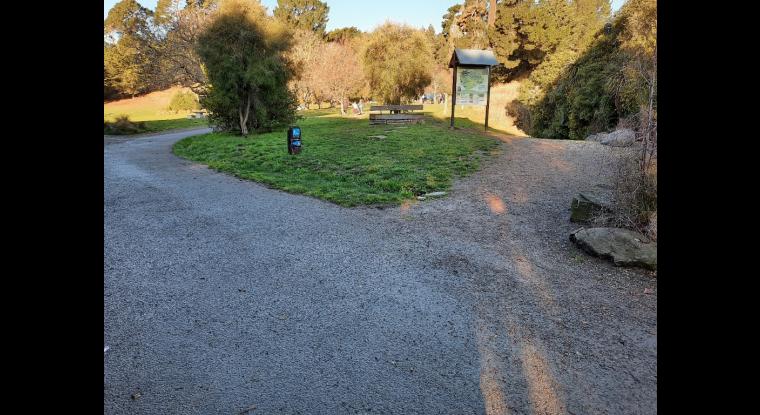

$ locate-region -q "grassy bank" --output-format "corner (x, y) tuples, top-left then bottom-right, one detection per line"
(104, 87), (208, 134)
(173, 110), (499, 206)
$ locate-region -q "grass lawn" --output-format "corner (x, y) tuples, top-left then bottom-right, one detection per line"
(173, 109), (500, 207)
(104, 87), (208, 134)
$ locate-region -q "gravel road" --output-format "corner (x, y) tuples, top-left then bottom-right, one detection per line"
(104, 128), (656, 414)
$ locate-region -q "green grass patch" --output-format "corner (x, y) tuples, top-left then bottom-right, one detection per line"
(172, 111), (499, 207)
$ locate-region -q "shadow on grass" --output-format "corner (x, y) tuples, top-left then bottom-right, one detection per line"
(104, 117), (208, 136)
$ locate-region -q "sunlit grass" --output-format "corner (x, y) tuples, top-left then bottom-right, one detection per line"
(104, 87), (208, 133)
(172, 110), (499, 207)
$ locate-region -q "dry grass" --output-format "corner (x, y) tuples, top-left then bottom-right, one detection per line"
(104, 86), (197, 122)
(104, 86), (207, 134)
(425, 81), (527, 137)
(609, 150), (657, 241)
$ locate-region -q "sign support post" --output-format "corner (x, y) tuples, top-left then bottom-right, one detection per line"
(484, 66), (491, 132)
(450, 65), (458, 129)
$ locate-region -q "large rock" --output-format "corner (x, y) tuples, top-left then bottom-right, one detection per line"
(570, 227), (657, 270)
(570, 191), (612, 223)
(602, 128), (635, 147)
(585, 132), (607, 142)
(585, 128), (636, 147)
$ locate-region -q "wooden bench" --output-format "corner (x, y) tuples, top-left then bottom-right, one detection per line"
(369, 105), (424, 125)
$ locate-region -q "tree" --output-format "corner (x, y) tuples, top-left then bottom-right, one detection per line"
(154, 3), (214, 90)
(489, 0), (610, 78)
(452, 0), (489, 49)
(197, 0), (297, 135)
(273, 0), (329, 36)
(287, 29), (326, 107)
(104, 0), (153, 38)
(104, 0), (157, 97)
(313, 42), (365, 115)
(361, 23), (433, 105)
(104, 35), (151, 97)
(325, 26), (361, 44)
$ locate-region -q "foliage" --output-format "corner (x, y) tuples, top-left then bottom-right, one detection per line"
(273, 0), (329, 36)
(361, 23), (433, 105)
(197, 0), (297, 135)
(173, 109), (498, 206)
(168, 90), (201, 112)
(153, 1), (214, 90)
(488, 0), (610, 79)
(526, 0), (656, 140)
(325, 26), (361, 44)
(104, 0), (158, 98)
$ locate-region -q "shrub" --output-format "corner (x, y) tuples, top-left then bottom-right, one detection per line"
(168, 90), (200, 112)
(609, 150), (657, 240)
(505, 101), (532, 133)
(104, 115), (147, 135)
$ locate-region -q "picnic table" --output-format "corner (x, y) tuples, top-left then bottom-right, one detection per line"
(369, 105), (424, 125)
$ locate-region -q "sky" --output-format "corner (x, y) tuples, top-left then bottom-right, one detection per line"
(104, 0), (628, 34)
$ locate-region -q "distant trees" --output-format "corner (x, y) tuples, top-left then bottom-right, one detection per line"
(315, 42), (366, 114)
(196, 0), (297, 135)
(273, 0), (329, 36)
(287, 29), (326, 108)
(325, 26), (361, 44)
(362, 23), (433, 105)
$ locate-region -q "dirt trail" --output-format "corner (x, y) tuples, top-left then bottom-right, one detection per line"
(362, 133), (657, 414)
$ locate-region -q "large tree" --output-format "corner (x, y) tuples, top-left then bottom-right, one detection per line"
(489, 0), (610, 77)
(361, 23), (433, 105)
(197, 0), (297, 135)
(273, 0), (329, 36)
(104, 0), (157, 97)
(153, 1), (215, 91)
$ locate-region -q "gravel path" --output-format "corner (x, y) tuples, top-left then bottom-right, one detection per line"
(105, 129), (656, 414)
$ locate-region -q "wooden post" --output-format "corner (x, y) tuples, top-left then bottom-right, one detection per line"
(484, 66), (491, 132)
(450, 65), (457, 128)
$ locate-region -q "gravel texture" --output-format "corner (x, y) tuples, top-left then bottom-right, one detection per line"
(105, 129), (656, 414)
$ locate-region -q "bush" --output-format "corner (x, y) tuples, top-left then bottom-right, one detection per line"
(104, 115), (147, 135)
(505, 101), (532, 133)
(168, 90), (200, 112)
(609, 150), (657, 240)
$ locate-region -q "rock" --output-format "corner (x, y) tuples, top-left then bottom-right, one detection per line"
(416, 196), (426, 201)
(570, 227), (657, 270)
(601, 128), (635, 147)
(367, 135), (387, 139)
(585, 132), (607, 142)
(423, 191), (447, 197)
(585, 128), (636, 147)
(570, 191), (612, 223)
